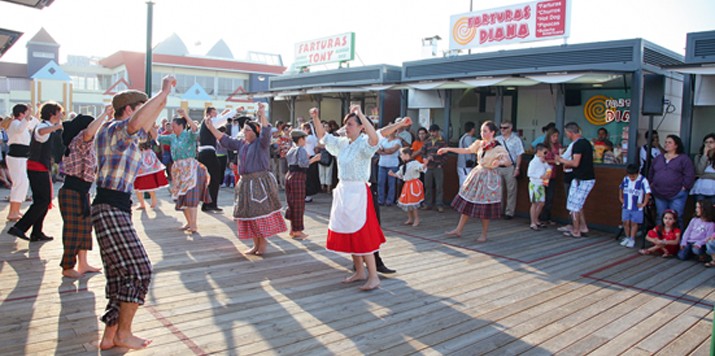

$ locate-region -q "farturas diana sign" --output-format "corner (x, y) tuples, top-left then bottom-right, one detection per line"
(449, 0), (570, 50)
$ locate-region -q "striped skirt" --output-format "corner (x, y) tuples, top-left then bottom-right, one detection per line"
(173, 158), (211, 209)
(58, 188), (93, 270)
(284, 170), (307, 232)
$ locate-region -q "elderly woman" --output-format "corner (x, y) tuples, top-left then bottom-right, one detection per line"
(57, 106), (112, 278)
(157, 109), (211, 233)
(438, 121), (511, 242)
(204, 104), (286, 256)
(648, 134), (695, 229)
(311, 105), (410, 291)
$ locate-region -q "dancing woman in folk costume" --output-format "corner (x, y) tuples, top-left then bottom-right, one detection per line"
(133, 124), (169, 210)
(438, 121), (511, 242)
(203, 104), (287, 256)
(156, 108), (211, 233)
(311, 105), (411, 291)
(57, 106), (112, 278)
(5, 103), (40, 221)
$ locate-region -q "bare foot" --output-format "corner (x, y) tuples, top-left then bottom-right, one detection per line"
(477, 235), (488, 243)
(288, 231), (296, 237)
(342, 272), (367, 284)
(99, 325), (117, 350)
(254, 248), (266, 256)
(136, 205), (146, 210)
(245, 246), (258, 255)
(445, 229), (462, 238)
(179, 224), (191, 231)
(360, 277), (381, 291)
(78, 265), (102, 274)
(114, 332), (152, 350)
(412, 220), (420, 227)
(6, 214), (22, 222)
(62, 269), (82, 279)
(403, 220), (414, 225)
(292, 231), (309, 240)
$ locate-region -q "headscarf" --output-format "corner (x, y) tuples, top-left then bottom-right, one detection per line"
(62, 114), (94, 156)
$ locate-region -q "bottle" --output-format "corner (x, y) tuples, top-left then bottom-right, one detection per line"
(544, 167), (552, 186)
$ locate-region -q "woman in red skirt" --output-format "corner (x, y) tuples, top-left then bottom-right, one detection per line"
(133, 126), (169, 209)
(311, 106), (412, 291)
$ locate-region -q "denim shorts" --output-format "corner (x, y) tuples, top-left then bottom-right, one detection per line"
(621, 209), (644, 224)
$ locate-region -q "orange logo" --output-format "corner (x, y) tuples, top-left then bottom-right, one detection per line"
(452, 17), (476, 46)
(584, 95), (610, 126)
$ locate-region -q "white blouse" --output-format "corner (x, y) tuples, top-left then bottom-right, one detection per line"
(322, 132), (380, 183)
(8, 117), (39, 146)
(394, 160), (425, 181)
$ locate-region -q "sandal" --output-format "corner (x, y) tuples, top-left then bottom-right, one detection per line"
(638, 249), (651, 255)
(704, 262), (715, 268)
(530, 225), (540, 231)
(662, 253), (672, 259)
(563, 231), (581, 238)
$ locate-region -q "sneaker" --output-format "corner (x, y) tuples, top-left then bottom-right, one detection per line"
(305, 196), (313, 203)
(625, 237), (636, 249)
(619, 237), (629, 246)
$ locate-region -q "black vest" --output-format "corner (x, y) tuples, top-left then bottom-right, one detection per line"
(199, 123), (217, 147)
(28, 121), (53, 170)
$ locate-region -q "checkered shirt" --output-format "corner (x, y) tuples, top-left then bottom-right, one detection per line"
(95, 119), (147, 193)
(61, 129), (97, 183)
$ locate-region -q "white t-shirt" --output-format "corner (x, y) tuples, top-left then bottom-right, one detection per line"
(8, 117), (40, 146)
(527, 157), (551, 186)
(304, 134), (318, 157)
(377, 137), (402, 167)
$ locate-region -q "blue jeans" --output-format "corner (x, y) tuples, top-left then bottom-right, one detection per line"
(654, 190), (688, 229)
(677, 242), (705, 261)
(377, 166), (398, 205)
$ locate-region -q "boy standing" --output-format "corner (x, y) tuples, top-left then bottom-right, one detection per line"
(619, 163), (651, 248)
(527, 144), (551, 230)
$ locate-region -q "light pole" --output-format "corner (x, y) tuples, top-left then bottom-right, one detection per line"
(145, 0), (154, 95)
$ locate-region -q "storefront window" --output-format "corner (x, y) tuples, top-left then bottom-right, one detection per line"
(566, 88), (631, 165)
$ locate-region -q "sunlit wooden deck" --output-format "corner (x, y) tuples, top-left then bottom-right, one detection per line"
(1, 186), (713, 355)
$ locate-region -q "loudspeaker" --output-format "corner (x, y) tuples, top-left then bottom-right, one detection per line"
(565, 89), (581, 106)
(642, 74), (665, 115)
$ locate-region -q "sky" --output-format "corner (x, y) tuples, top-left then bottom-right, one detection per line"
(1, 0), (714, 71)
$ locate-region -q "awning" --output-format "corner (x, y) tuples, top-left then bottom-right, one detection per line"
(306, 87), (367, 94)
(526, 72), (621, 84)
(671, 65), (715, 75)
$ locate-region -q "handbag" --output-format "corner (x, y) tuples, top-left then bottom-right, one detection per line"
(318, 148), (333, 166)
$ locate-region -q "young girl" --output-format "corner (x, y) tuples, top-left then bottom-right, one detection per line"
(677, 200), (715, 261)
(133, 125), (169, 209)
(639, 209), (681, 257)
(389, 147), (426, 226)
(284, 129), (322, 239)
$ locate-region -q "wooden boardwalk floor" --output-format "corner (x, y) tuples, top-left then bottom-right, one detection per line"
(0, 186), (713, 355)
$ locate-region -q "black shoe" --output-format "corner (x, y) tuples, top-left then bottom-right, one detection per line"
(504, 214), (513, 220)
(30, 232), (53, 242)
(8, 226), (30, 241)
(376, 265), (396, 274)
(211, 207), (223, 213)
(201, 205), (211, 212)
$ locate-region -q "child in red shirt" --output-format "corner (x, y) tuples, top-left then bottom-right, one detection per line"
(640, 209), (681, 257)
